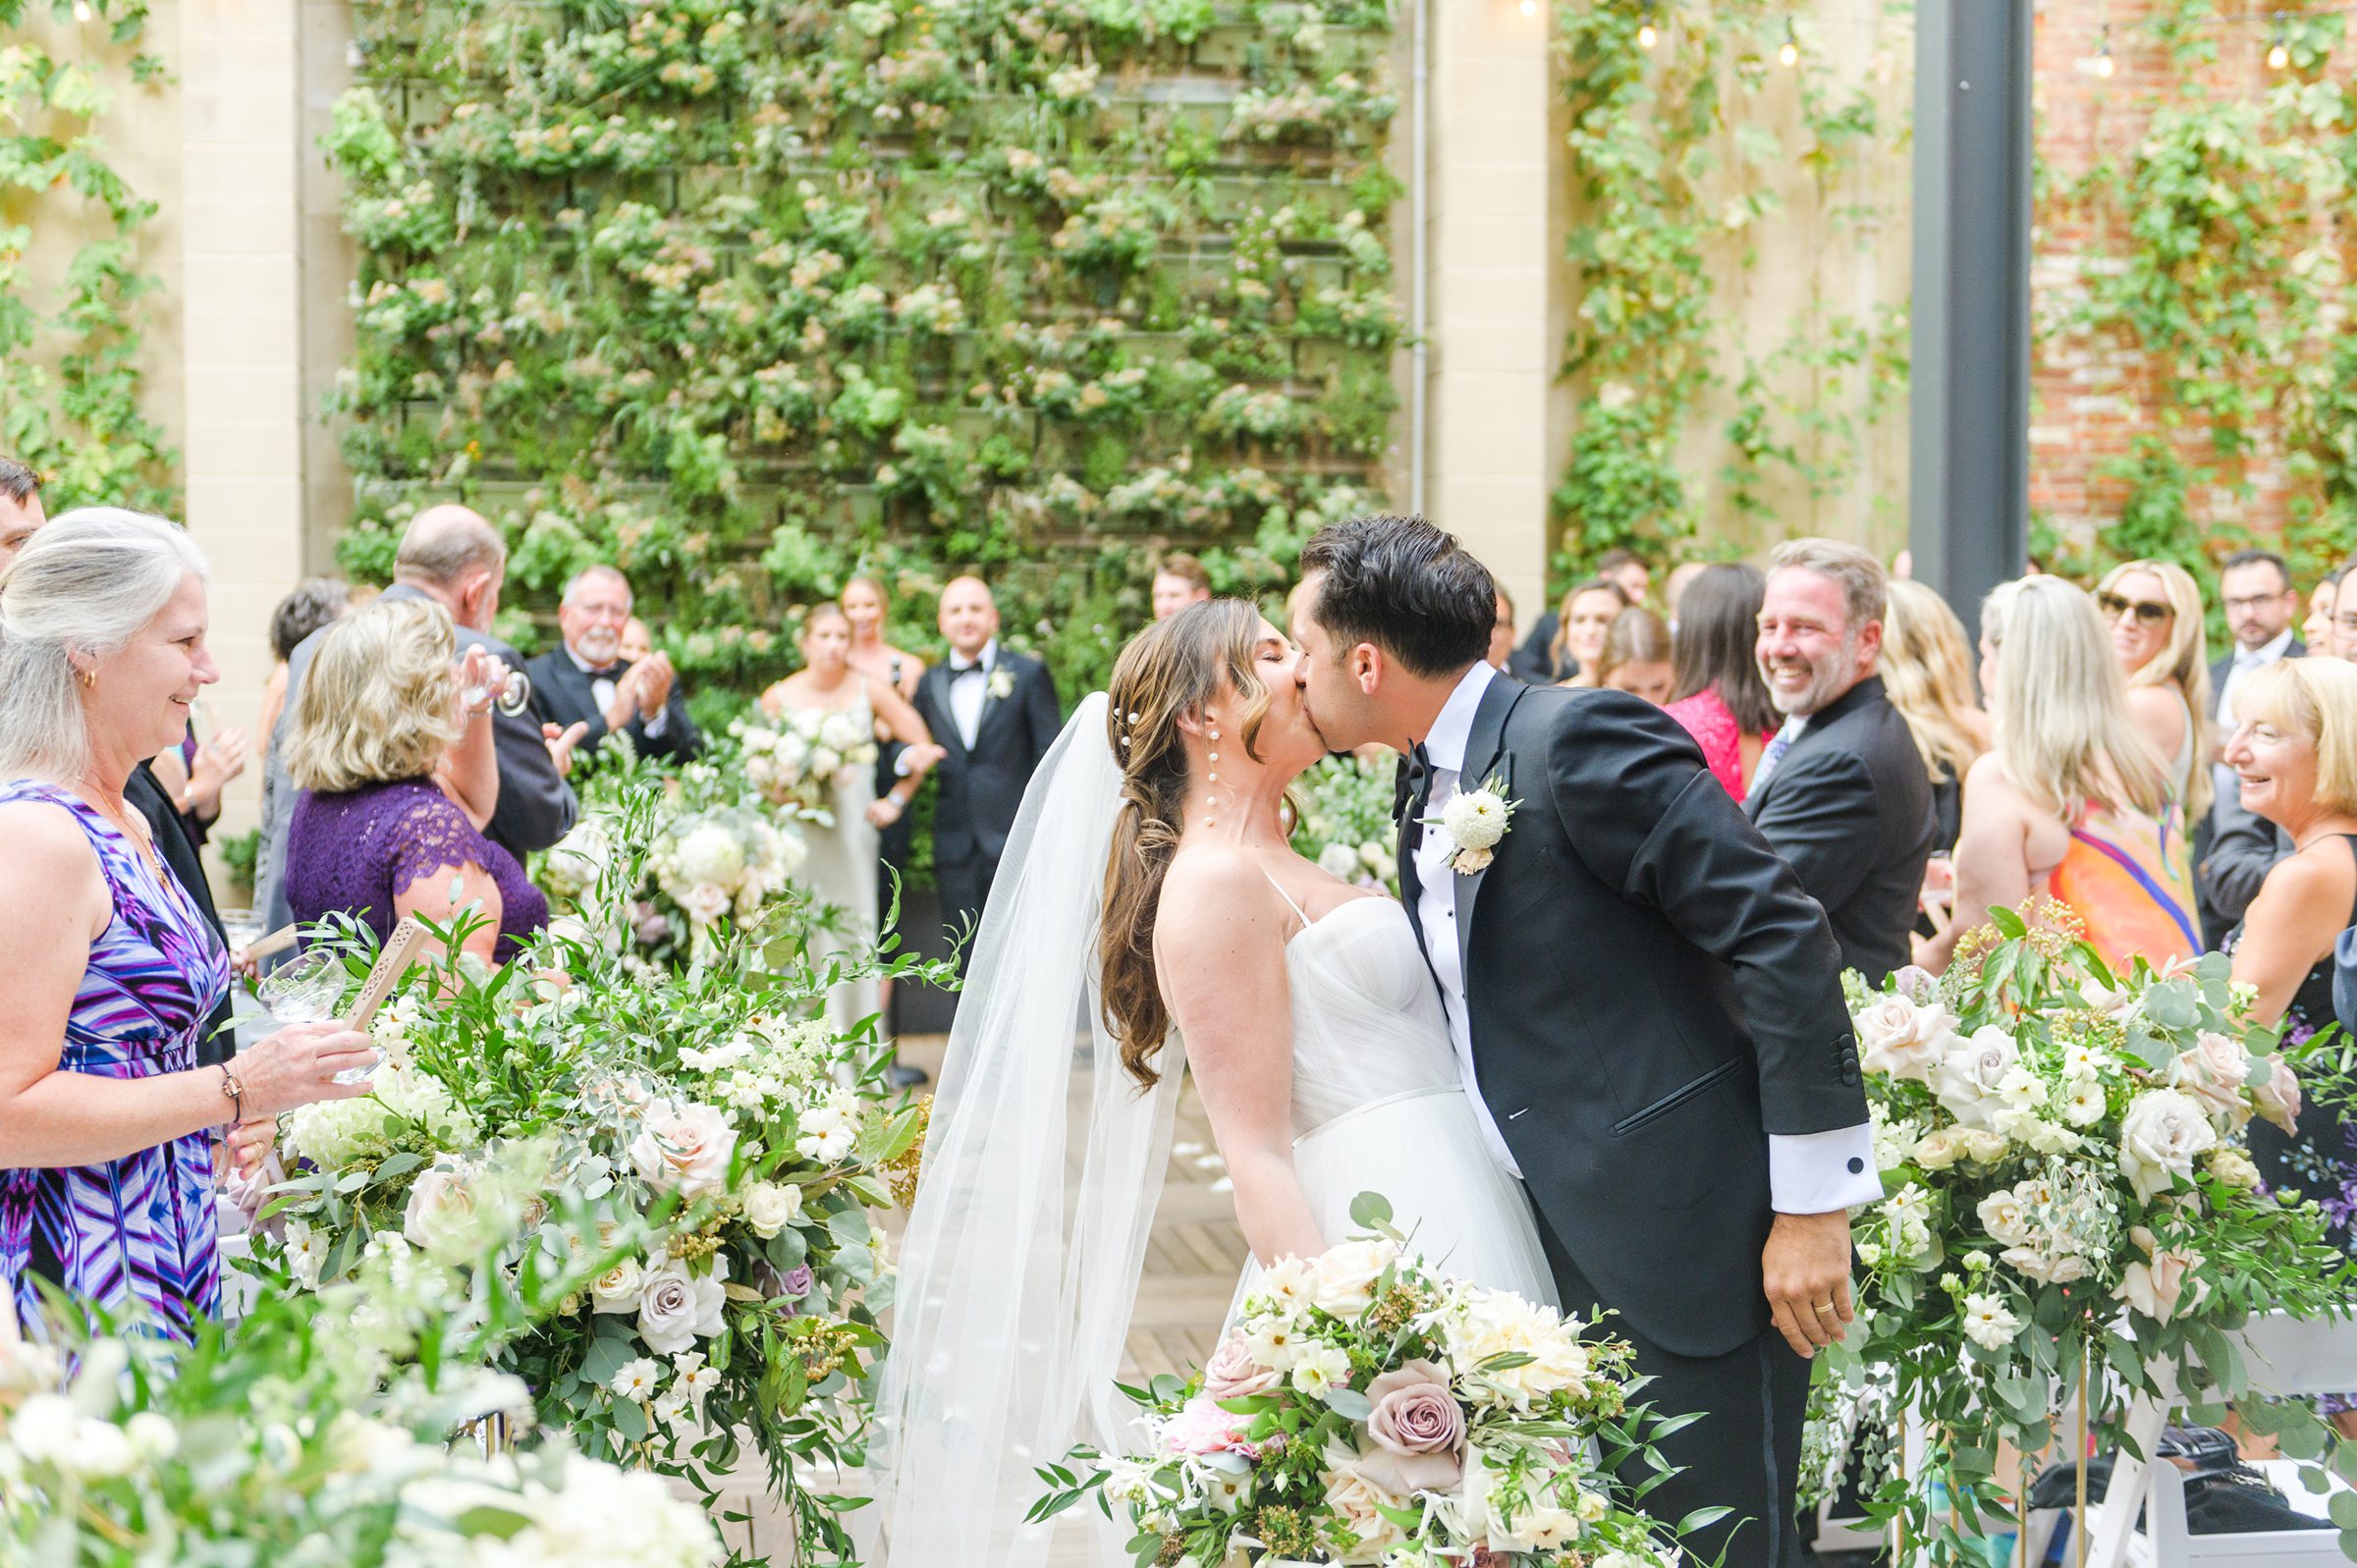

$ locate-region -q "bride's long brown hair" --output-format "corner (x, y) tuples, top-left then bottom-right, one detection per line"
(1099, 600), (1278, 1089)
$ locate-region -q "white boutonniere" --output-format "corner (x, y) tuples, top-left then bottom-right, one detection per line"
(1426, 775), (1516, 875)
(987, 669), (1015, 700)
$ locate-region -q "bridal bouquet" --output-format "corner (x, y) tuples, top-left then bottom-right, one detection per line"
(1288, 751), (1401, 895)
(647, 801), (806, 933)
(4, 1198), (721, 1568)
(1035, 1196), (1683, 1568)
(253, 903), (936, 1563)
(1818, 906), (2354, 1559)
(736, 706), (879, 824)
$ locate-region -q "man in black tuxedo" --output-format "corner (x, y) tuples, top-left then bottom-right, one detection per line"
(909, 575), (1062, 979)
(1294, 516), (1873, 1568)
(1743, 538), (1935, 985)
(526, 565), (700, 765)
(2197, 549), (2304, 946)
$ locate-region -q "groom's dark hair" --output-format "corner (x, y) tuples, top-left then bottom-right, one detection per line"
(1299, 514), (1496, 677)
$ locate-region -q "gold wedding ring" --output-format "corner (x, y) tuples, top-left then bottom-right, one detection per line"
(1811, 1300), (1838, 1316)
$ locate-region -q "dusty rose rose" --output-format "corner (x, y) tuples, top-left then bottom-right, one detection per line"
(628, 1098), (738, 1199)
(2252, 1053), (2303, 1136)
(2165, 1032), (2252, 1124)
(1202, 1331), (1282, 1400)
(1356, 1358), (1464, 1492)
(2113, 1227), (2207, 1324)
(1891, 964), (1939, 1004)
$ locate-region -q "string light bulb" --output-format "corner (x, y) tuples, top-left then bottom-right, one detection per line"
(2090, 23), (2115, 79)
(1518, 0), (1538, 16)
(2267, 27), (2290, 70)
(1778, 18), (1800, 68)
(72, 0), (92, 20)
(1637, 2), (1658, 49)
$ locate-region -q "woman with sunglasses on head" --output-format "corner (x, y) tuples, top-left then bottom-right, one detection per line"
(2096, 560), (2214, 830)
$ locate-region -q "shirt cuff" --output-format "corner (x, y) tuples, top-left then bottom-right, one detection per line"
(894, 753), (914, 778)
(1768, 1124), (1882, 1214)
(642, 707), (669, 738)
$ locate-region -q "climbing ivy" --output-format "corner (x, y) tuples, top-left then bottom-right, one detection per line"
(0, 0), (176, 512)
(327, 0), (1399, 699)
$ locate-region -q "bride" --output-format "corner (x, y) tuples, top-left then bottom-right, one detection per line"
(871, 600), (1554, 1565)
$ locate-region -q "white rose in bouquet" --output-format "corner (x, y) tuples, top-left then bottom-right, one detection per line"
(1311, 1236), (1399, 1317)
(2118, 1088), (2219, 1201)
(2165, 1031), (2252, 1125)
(2208, 1147), (2263, 1191)
(629, 1099), (740, 1199)
(674, 824), (747, 890)
(590, 1256), (644, 1315)
(1975, 1188), (2033, 1247)
(740, 1181), (803, 1239)
(1857, 993), (1955, 1081)
(1319, 1446), (1413, 1561)
(636, 1257), (728, 1356)
(2112, 1226), (2207, 1324)
(680, 882), (733, 928)
(1930, 1026), (2020, 1129)
(403, 1161), (484, 1261)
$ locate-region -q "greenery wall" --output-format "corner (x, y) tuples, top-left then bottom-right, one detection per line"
(0, 0), (175, 514)
(326, 0), (1400, 698)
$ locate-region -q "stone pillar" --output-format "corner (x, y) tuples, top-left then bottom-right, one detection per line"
(180, 0), (305, 870)
(1424, 0), (1552, 621)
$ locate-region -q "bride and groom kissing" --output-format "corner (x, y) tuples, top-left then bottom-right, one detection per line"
(876, 514), (1879, 1568)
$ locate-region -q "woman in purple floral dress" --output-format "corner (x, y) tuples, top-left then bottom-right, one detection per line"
(0, 510), (377, 1337)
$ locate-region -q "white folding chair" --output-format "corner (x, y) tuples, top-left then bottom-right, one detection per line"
(2114, 1313), (2357, 1568)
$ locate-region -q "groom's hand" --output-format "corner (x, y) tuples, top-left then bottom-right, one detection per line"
(1763, 1210), (1854, 1359)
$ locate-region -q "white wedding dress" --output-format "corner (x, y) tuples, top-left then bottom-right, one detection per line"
(1233, 874), (1558, 1317)
(869, 694), (1552, 1568)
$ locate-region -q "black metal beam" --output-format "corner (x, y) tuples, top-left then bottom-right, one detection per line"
(1909, 0), (2033, 641)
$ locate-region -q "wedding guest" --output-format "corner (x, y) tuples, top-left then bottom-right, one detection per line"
(2097, 559), (2213, 826)
(2220, 656), (2357, 1245)
(1598, 545), (1651, 607)
(1548, 578), (1631, 689)
(843, 574), (926, 702)
(1590, 606), (1674, 704)
(0, 510), (374, 1336)
(1916, 577), (2199, 976)
(1487, 584), (1517, 671)
(0, 455), (45, 564)
(526, 564), (700, 763)
(2306, 568), (2343, 656)
(256, 506), (583, 938)
(843, 574), (928, 1002)
(759, 603), (942, 1041)
(255, 577), (352, 764)
(1880, 578), (1991, 855)
(1744, 539), (1934, 984)
(1664, 564), (1780, 802)
(283, 597), (546, 965)
(2198, 550), (2305, 946)
(1150, 553), (1213, 621)
(910, 575), (1062, 993)
(1663, 559), (1711, 630)
(619, 616), (655, 663)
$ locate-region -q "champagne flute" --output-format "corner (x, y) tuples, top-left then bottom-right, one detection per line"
(256, 947), (378, 1086)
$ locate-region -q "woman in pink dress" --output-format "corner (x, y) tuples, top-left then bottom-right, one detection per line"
(1662, 563), (1779, 802)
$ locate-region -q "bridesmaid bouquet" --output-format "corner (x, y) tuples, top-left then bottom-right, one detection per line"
(1034, 1195), (1685, 1568)
(646, 801), (806, 932)
(1819, 905), (2355, 1560)
(735, 708), (879, 825)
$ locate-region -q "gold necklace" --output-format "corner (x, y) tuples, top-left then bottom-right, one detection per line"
(73, 778), (162, 876)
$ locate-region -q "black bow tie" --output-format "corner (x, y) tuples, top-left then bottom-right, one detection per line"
(951, 661), (987, 678)
(1395, 742), (1433, 823)
(588, 665), (621, 678)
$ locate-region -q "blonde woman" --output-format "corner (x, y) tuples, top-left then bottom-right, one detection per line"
(1916, 577), (2199, 975)
(2097, 559), (2214, 824)
(282, 597), (546, 965)
(1881, 578), (1991, 852)
(1591, 606), (1675, 704)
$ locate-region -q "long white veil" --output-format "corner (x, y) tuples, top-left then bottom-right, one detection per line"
(869, 690), (1188, 1565)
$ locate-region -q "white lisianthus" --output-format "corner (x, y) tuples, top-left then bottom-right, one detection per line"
(2118, 1089), (2219, 1201)
(1931, 1026), (2020, 1129)
(1288, 1340), (1351, 1399)
(1960, 1291), (2022, 1352)
(795, 1103), (856, 1163)
(283, 1217), (328, 1289)
(1310, 1237), (1398, 1318)
(740, 1181), (803, 1239)
(2062, 1041), (2112, 1082)
(1994, 1064), (2046, 1110)
(2061, 1079), (2108, 1126)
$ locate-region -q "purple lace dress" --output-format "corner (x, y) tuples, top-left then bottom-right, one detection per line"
(0, 781), (230, 1338)
(286, 779), (548, 961)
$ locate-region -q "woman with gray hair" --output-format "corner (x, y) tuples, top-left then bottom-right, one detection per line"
(0, 509), (377, 1337)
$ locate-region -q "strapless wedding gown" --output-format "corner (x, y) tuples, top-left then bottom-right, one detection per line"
(1228, 882), (1558, 1315)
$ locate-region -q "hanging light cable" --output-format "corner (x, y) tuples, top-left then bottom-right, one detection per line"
(1779, 16), (1800, 68)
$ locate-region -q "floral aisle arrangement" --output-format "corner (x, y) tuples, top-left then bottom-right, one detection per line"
(1288, 752), (1401, 895)
(1, 1214), (723, 1568)
(736, 708), (880, 826)
(1817, 908), (2355, 1561)
(253, 901), (940, 1564)
(1035, 1195), (1690, 1568)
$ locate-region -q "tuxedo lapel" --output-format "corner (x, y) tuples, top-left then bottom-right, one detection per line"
(1452, 676), (1527, 988)
(925, 663), (968, 760)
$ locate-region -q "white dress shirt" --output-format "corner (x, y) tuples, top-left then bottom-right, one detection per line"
(567, 643), (668, 738)
(2212, 626), (2294, 822)
(946, 638), (996, 749)
(1410, 662), (1880, 1214)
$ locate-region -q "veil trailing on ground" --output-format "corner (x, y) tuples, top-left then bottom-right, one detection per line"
(868, 690), (1188, 1566)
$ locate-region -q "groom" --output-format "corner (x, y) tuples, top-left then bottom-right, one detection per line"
(1293, 516), (1879, 1568)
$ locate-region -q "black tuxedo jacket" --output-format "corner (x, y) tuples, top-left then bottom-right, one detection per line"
(911, 649), (1061, 864)
(525, 649), (702, 764)
(1400, 676), (1866, 1358)
(1740, 676), (1935, 985)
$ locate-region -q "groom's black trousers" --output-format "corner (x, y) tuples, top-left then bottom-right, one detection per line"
(1534, 1208), (1810, 1568)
